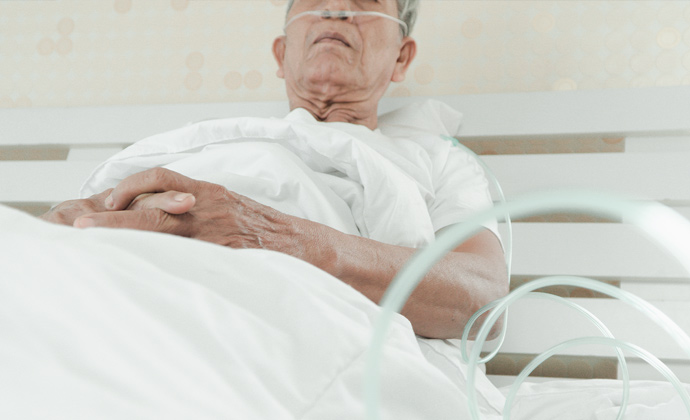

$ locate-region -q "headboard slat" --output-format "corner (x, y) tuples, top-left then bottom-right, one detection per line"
(0, 161), (99, 203)
(446, 86), (690, 139)
(0, 101), (291, 147)
(483, 152), (690, 203)
(508, 223), (689, 280)
(2, 87), (688, 147)
(498, 298), (690, 360)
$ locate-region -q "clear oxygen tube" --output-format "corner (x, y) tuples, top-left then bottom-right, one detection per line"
(283, 10), (408, 35)
(364, 184), (690, 419)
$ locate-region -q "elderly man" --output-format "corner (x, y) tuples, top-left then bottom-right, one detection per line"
(40, 0), (507, 340)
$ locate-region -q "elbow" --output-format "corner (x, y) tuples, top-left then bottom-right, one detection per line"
(414, 249), (510, 340)
(476, 310), (506, 341)
(485, 277), (510, 340)
(461, 295), (507, 341)
(425, 277), (508, 341)
(464, 265), (510, 341)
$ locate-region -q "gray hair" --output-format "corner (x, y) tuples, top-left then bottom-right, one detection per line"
(285, 0), (419, 36)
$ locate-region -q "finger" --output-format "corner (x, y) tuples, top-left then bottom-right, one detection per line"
(106, 168), (197, 211)
(40, 188), (114, 225)
(74, 209), (188, 236)
(90, 188), (114, 204)
(128, 191), (196, 215)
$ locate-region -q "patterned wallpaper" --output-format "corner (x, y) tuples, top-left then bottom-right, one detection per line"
(1, 0), (689, 108)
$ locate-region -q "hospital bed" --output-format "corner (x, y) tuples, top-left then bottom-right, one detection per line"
(2, 86), (690, 418)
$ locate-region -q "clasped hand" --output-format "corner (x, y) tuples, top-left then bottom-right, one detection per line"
(41, 168), (284, 249)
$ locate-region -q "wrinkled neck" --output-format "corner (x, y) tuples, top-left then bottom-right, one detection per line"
(290, 97), (379, 130)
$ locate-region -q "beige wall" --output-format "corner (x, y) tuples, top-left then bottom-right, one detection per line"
(1, 0), (689, 108)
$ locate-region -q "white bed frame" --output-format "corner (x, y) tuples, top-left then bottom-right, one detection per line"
(2, 86), (690, 386)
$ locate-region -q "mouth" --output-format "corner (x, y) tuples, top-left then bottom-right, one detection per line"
(314, 32), (351, 47)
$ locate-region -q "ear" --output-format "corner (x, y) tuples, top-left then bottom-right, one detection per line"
(391, 37), (417, 83)
(272, 36), (287, 79)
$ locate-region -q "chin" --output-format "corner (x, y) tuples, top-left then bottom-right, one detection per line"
(302, 67), (354, 98)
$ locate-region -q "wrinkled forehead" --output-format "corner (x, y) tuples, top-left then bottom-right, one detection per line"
(289, 0), (398, 15)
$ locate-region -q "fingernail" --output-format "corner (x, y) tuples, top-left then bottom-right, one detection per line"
(75, 217), (96, 228)
(174, 193), (192, 202)
(105, 194), (114, 209)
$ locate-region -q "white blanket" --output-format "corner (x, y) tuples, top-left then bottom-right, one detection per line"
(0, 205), (502, 419)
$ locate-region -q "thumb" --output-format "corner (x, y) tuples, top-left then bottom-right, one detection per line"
(126, 191), (196, 215)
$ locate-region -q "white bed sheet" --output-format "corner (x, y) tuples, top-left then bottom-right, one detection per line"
(500, 379), (690, 419)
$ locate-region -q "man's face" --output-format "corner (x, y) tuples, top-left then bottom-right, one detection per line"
(274, 0), (413, 110)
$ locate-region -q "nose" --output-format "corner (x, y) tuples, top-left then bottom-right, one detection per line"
(321, 10), (354, 23)
(320, 0), (354, 21)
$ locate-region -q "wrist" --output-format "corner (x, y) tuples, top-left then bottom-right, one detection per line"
(271, 213), (341, 276)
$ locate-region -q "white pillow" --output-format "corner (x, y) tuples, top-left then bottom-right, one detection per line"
(377, 99), (463, 137)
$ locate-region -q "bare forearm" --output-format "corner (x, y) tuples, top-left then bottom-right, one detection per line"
(267, 214), (508, 339)
(331, 233), (506, 339)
